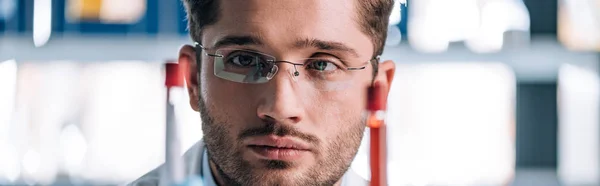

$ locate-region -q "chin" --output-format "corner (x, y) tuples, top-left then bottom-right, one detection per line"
(247, 170), (308, 186)
(250, 160), (311, 176)
(229, 157), (339, 186)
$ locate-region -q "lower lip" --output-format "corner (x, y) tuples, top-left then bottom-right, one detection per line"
(248, 146), (309, 161)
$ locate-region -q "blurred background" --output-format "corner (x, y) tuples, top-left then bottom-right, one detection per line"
(0, 0), (599, 185)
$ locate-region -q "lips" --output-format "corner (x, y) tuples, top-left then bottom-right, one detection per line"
(245, 136), (311, 161)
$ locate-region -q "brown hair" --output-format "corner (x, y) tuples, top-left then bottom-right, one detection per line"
(182, 0), (395, 58)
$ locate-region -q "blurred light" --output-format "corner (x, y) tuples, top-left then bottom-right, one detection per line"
(33, 0), (52, 47)
(408, 26), (449, 53)
(351, 130), (371, 180)
(66, 0), (146, 24)
(412, 0), (480, 44)
(385, 0), (404, 46)
(81, 61), (164, 182)
(0, 0), (17, 20)
(22, 150), (41, 176)
(66, 0), (101, 21)
(557, 64), (600, 186)
(409, 0), (530, 53)
(389, 0), (403, 25)
(0, 59), (17, 130)
(0, 59), (18, 183)
(558, 0), (600, 51)
(409, 0), (479, 52)
(27, 62), (79, 185)
(354, 63), (516, 185)
(385, 26), (402, 46)
(7, 61), (204, 184)
(59, 124), (88, 175)
(433, 0), (480, 42)
(466, 1), (530, 53)
(174, 85), (203, 154)
(99, 0), (146, 23)
(0, 145), (20, 183)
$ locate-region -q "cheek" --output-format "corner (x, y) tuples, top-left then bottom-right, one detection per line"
(201, 57), (252, 109)
(307, 89), (366, 135)
(311, 91), (366, 163)
(200, 61), (256, 133)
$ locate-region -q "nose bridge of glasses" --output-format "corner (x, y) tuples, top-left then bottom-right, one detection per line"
(261, 61), (296, 82)
(272, 60), (305, 82)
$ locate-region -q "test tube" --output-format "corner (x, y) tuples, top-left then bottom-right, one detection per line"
(164, 62), (185, 186)
(367, 83), (387, 186)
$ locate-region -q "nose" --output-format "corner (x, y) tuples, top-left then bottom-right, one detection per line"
(256, 64), (305, 124)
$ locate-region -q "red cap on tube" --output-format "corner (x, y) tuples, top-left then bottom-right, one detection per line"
(165, 63), (184, 87)
(367, 83), (386, 111)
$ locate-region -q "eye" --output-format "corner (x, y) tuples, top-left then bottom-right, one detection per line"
(306, 59), (340, 72)
(226, 52), (262, 67)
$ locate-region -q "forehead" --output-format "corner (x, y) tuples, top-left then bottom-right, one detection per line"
(202, 0), (374, 58)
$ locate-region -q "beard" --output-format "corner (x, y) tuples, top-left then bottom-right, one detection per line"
(197, 94), (366, 186)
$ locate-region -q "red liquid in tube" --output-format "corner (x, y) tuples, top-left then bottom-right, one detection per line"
(367, 84), (387, 186)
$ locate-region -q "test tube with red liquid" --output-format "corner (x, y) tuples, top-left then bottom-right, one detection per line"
(164, 62), (185, 186)
(367, 84), (387, 186)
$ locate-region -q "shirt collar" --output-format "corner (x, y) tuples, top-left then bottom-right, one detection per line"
(202, 149), (219, 186)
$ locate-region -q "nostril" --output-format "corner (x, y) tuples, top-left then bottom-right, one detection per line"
(289, 116), (300, 123)
(259, 115), (277, 124)
(259, 115), (300, 125)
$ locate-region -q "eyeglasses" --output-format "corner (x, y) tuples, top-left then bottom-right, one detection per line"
(195, 42), (377, 91)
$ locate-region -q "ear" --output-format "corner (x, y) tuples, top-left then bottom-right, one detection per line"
(374, 60), (396, 95)
(179, 45), (200, 111)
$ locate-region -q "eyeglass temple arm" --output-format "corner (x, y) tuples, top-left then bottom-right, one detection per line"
(194, 42), (223, 57)
(347, 55), (380, 71)
(369, 56), (380, 85)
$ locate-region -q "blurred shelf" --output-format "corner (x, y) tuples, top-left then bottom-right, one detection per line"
(0, 34), (190, 62)
(510, 168), (562, 186)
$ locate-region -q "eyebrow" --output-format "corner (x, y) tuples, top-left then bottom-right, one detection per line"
(211, 36), (360, 58)
(212, 35), (264, 49)
(294, 38), (360, 58)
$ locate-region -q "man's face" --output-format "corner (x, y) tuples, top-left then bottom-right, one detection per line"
(188, 0), (379, 185)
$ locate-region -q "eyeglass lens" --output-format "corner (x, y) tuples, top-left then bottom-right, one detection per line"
(211, 48), (362, 91)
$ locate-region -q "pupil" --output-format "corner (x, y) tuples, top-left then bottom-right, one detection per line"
(239, 56), (254, 65)
(316, 61), (327, 70)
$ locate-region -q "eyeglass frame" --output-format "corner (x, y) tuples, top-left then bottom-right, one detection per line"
(193, 42), (380, 84)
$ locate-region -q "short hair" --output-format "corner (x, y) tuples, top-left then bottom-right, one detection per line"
(182, 0), (395, 58)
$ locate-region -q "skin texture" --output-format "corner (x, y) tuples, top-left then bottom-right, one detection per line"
(178, 0), (396, 185)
